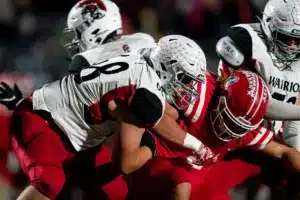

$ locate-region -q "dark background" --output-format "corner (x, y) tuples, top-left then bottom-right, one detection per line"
(0, 0), (269, 199)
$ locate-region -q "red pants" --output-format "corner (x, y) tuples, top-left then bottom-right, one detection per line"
(11, 98), (127, 199)
(0, 115), (12, 185)
(126, 135), (261, 200)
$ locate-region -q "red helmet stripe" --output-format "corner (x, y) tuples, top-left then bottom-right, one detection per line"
(79, 0), (107, 11)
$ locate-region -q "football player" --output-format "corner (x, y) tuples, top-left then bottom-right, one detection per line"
(115, 35), (211, 175)
(64, 0), (156, 73)
(60, 0), (210, 157)
(216, 0), (300, 197)
(124, 70), (300, 200)
(7, 34), (208, 200)
(0, 1), (156, 199)
(217, 0), (300, 149)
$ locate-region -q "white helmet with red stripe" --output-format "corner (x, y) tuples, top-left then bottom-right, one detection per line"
(150, 35), (207, 110)
(210, 70), (270, 142)
(63, 0), (122, 58)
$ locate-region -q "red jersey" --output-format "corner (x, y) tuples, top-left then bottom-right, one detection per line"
(155, 72), (274, 163)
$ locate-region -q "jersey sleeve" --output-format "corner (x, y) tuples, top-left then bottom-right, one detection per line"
(129, 65), (165, 128)
(69, 54), (91, 73)
(129, 88), (165, 128)
(244, 122), (274, 150)
(130, 33), (155, 44)
(283, 121), (300, 150)
(217, 26), (252, 79)
(227, 26), (253, 61)
(217, 24), (271, 75)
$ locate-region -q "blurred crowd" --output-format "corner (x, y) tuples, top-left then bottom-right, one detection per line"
(0, 0), (268, 198)
(0, 0), (268, 88)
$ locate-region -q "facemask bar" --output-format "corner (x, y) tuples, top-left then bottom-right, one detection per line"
(210, 110), (243, 142)
(210, 96), (263, 142)
(267, 23), (300, 69)
(63, 28), (81, 58)
(273, 30), (300, 55)
(166, 72), (201, 110)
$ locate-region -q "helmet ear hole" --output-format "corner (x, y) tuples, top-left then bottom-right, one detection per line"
(266, 17), (271, 23)
(160, 63), (168, 72)
(166, 60), (177, 65)
(75, 29), (82, 39)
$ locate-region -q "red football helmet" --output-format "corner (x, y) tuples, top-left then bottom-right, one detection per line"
(210, 70), (270, 142)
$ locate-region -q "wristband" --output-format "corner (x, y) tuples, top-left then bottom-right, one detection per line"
(183, 133), (202, 152)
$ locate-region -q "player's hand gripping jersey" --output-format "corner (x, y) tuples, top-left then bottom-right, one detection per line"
(69, 33), (155, 73)
(32, 53), (165, 151)
(155, 71), (274, 166)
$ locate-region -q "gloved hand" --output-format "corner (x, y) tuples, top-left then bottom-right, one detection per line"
(187, 144), (219, 170)
(0, 82), (23, 110)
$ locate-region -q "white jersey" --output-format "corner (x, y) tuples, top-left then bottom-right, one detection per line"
(32, 53), (165, 151)
(69, 33), (155, 72)
(218, 23), (300, 149)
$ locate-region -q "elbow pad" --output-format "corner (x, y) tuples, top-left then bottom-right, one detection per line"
(140, 131), (156, 157)
(216, 36), (245, 69)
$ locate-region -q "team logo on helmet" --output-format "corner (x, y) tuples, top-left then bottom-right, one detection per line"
(79, 0), (107, 10)
(224, 76), (239, 86)
(78, 0), (107, 21)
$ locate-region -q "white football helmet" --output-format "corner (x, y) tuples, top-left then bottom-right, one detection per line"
(261, 0), (300, 68)
(150, 35), (207, 110)
(63, 0), (122, 58)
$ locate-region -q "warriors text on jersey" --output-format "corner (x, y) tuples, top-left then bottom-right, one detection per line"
(69, 33), (155, 72)
(155, 72), (273, 163)
(32, 53), (165, 151)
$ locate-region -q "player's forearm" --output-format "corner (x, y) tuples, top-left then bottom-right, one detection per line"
(153, 114), (202, 152)
(263, 141), (300, 172)
(263, 140), (289, 159)
(120, 147), (152, 174)
(266, 99), (300, 120)
(153, 114), (186, 145)
(283, 148), (300, 172)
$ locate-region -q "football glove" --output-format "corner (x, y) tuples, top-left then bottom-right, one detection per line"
(0, 82), (23, 110)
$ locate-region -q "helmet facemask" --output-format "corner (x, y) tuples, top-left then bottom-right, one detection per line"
(160, 61), (204, 110)
(261, 2), (300, 70)
(210, 96), (263, 142)
(150, 35), (207, 110)
(63, 28), (86, 59)
(269, 25), (300, 68)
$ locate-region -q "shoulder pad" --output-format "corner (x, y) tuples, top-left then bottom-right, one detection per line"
(130, 33), (155, 43)
(69, 54), (91, 73)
